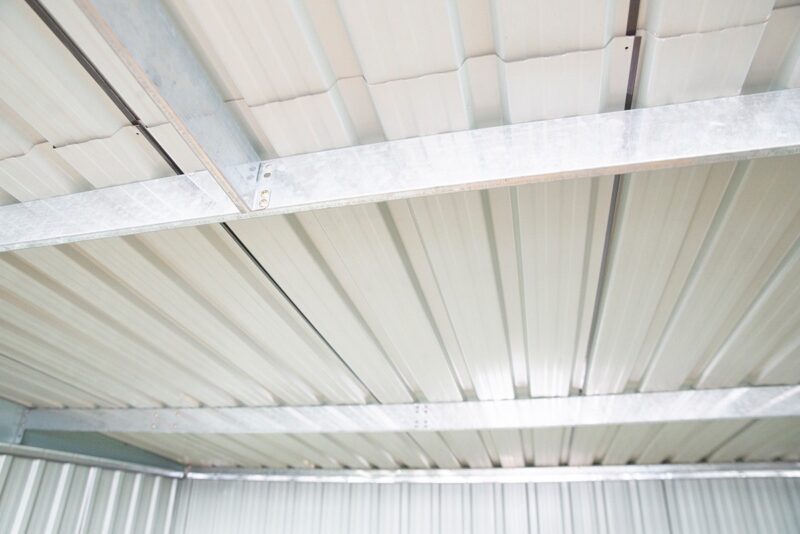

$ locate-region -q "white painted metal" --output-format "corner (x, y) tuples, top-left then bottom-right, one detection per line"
(1, 0), (799, 474)
(0, 443), (183, 478)
(172, 475), (800, 534)
(0, 453), (180, 533)
(2, 446), (798, 534)
(24, 386), (800, 434)
(1, 89), (799, 252)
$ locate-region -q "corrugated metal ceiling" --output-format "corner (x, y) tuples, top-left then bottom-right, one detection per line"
(112, 417), (800, 469)
(0, 0), (799, 467)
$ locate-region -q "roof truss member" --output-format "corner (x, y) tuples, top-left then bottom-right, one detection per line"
(1, 89), (800, 252)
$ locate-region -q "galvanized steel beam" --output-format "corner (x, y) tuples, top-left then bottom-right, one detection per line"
(77, 0), (266, 212)
(1, 89), (800, 251)
(184, 462), (800, 483)
(3, 442), (797, 482)
(23, 385), (800, 435)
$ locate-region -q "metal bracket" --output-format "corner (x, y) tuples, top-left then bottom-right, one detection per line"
(0, 399), (27, 445)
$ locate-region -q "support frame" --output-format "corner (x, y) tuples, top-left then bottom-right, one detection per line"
(77, 0), (265, 212)
(23, 385), (800, 435)
(1, 89), (800, 252)
(3, 443), (798, 482)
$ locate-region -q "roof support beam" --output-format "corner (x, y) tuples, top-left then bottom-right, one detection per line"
(1, 89), (800, 252)
(184, 463), (800, 483)
(2, 443), (797, 482)
(77, 0), (265, 212)
(23, 385), (800, 435)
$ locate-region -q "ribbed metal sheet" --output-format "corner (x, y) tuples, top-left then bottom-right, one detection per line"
(107, 417), (800, 469)
(0, 224), (371, 409)
(1, 0), (800, 468)
(586, 155), (800, 395)
(0, 454), (179, 533)
(172, 476), (800, 534)
(228, 174), (613, 402)
(2, 0), (800, 196)
(1, 160), (799, 464)
(0, 0), (176, 205)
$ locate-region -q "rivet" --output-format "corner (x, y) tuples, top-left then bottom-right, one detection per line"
(258, 189), (270, 208)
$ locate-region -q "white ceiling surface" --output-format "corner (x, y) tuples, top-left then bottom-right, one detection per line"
(3, 159), (799, 412)
(0, 0), (800, 466)
(2, 0), (799, 196)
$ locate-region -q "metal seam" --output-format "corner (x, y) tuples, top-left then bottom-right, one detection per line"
(579, 175), (623, 394)
(578, 0), (643, 393)
(26, 0), (375, 408)
(219, 223), (381, 404)
(24, 0), (184, 176)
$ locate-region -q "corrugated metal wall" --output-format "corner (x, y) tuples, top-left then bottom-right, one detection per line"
(172, 477), (800, 534)
(2, 452), (800, 533)
(0, 454), (179, 533)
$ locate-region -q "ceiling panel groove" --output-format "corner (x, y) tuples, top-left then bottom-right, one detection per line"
(12, 0), (385, 410)
(219, 222), (380, 404)
(577, 176), (623, 395)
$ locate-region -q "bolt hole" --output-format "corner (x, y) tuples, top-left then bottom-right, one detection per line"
(625, 46), (629, 50)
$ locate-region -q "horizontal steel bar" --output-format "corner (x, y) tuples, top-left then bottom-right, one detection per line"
(184, 463), (800, 484)
(0, 172), (237, 251)
(4, 442), (797, 483)
(1, 89), (800, 251)
(24, 385), (800, 434)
